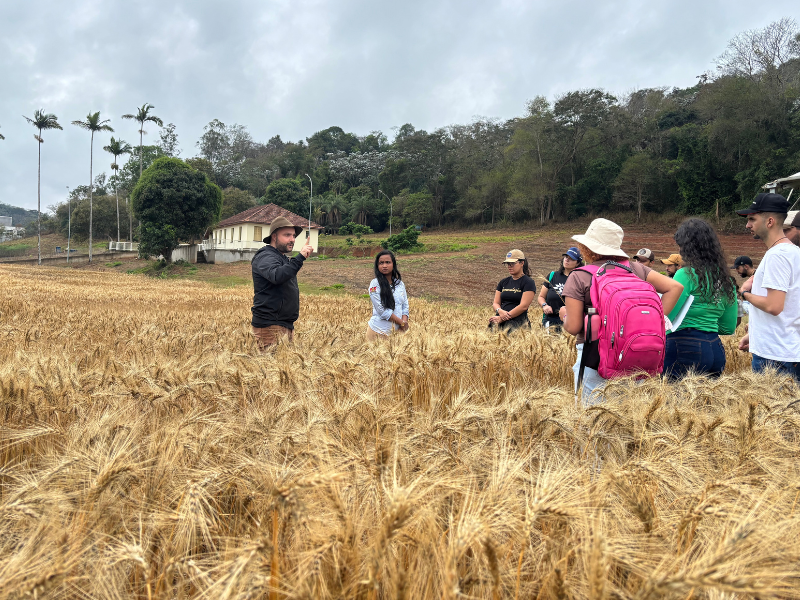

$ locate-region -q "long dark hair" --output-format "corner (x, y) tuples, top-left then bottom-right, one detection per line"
(374, 250), (401, 310)
(521, 258), (531, 277)
(674, 218), (736, 303)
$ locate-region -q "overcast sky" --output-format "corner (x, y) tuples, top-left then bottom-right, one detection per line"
(0, 0), (796, 213)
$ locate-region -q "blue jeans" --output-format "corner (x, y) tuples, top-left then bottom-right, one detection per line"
(664, 329), (726, 381)
(752, 354), (800, 382)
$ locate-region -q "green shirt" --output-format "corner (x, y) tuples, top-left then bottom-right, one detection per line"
(668, 267), (738, 335)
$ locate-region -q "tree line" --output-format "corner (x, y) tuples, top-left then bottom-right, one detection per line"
(178, 18), (800, 233)
(6, 18), (800, 261)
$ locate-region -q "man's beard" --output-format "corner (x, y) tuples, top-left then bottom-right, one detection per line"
(276, 241), (294, 254)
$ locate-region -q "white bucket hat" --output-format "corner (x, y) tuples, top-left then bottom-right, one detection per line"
(571, 218), (628, 258)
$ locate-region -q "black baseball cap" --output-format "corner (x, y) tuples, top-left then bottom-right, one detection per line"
(733, 256), (753, 268)
(736, 193), (790, 216)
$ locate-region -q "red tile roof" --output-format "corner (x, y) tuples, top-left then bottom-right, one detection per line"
(215, 203), (322, 229)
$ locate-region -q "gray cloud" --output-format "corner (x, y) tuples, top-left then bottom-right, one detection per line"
(0, 0), (796, 211)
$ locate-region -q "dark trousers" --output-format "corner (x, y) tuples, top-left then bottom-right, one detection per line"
(752, 354), (800, 382)
(664, 329), (726, 381)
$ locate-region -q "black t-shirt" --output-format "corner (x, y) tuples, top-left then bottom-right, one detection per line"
(542, 271), (569, 319)
(496, 275), (536, 315)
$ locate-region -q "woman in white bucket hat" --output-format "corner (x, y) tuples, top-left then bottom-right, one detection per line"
(558, 219), (683, 404)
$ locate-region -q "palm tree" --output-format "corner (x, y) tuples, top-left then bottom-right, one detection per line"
(72, 112), (114, 263)
(23, 110), (62, 265)
(103, 137), (132, 242)
(327, 195), (348, 232)
(121, 103), (163, 179)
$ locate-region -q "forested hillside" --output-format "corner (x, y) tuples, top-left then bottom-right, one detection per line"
(49, 19), (800, 237)
(0, 203), (37, 228)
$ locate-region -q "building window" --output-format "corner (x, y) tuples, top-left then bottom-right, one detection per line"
(239, 226), (242, 241)
(254, 226), (262, 241)
(230, 228), (234, 241)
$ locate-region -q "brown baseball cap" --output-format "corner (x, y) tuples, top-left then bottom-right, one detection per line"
(662, 253), (683, 266)
(503, 249), (525, 263)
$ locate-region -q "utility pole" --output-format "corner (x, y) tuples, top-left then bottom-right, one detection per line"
(66, 186), (71, 264)
(379, 189), (392, 236)
(305, 173), (313, 244)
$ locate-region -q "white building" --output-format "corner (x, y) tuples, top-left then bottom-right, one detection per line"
(0, 217), (25, 242)
(202, 204), (322, 264)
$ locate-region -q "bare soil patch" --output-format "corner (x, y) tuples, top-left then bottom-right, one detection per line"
(42, 222), (765, 307)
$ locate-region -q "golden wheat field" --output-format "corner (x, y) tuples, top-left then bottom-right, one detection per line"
(2, 264), (800, 599)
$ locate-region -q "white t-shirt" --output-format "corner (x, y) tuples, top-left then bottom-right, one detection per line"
(749, 242), (800, 362)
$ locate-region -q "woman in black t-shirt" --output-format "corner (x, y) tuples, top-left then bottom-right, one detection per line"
(489, 249), (536, 331)
(538, 246), (583, 331)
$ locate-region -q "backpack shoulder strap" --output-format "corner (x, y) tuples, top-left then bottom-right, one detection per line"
(574, 264), (600, 276)
(596, 260), (634, 276)
(548, 271), (555, 282)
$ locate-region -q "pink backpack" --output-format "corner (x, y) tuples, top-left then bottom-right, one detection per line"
(577, 261), (665, 387)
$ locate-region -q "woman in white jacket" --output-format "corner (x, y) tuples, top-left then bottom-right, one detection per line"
(367, 250), (409, 340)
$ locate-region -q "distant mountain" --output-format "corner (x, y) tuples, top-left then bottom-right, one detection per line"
(0, 204), (39, 228)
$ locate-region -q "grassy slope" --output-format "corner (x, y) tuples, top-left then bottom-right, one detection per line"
(0, 232), (112, 258)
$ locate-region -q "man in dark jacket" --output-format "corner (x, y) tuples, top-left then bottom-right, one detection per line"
(251, 216), (314, 350)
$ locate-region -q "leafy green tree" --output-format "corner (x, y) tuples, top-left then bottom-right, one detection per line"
(612, 153), (657, 221)
(103, 137), (132, 242)
(338, 222), (373, 235)
(131, 158), (222, 261)
(360, 131), (388, 152)
(139, 223), (178, 261)
(378, 158), (410, 199)
(114, 145), (163, 196)
(402, 191), (433, 227)
(315, 193), (348, 232)
(158, 123), (181, 157)
(23, 109), (63, 265)
(460, 169), (509, 225)
(238, 155), (277, 197)
(196, 119), (253, 187)
(306, 126), (359, 159)
(220, 187), (257, 221)
(344, 185), (387, 229)
(381, 225), (421, 252)
(66, 195), (131, 241)
(121, 103), (163, 179)
(263, 178), (306, 214)
(72, 112), (114, 262)
(273, 141), (314, 179)
(184, 157), (215, 183)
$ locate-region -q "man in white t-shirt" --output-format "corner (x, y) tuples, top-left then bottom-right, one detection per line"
(737, 193), (800, 381)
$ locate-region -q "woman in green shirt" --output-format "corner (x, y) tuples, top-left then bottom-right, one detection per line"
(665, 218), (738, 381)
